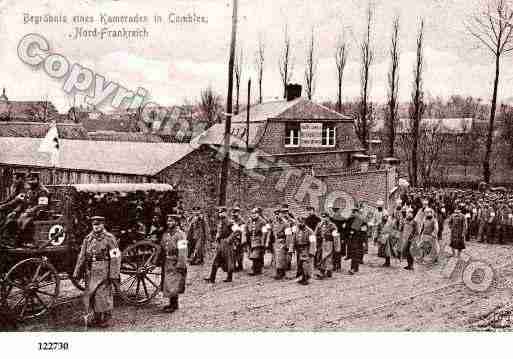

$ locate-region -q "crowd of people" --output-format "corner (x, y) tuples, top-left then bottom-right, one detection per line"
(3, 172), (513, 329)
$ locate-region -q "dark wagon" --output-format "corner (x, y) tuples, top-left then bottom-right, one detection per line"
(0, 183), (178, 322)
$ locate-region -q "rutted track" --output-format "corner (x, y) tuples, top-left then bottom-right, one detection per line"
(17, 241), (513, 331)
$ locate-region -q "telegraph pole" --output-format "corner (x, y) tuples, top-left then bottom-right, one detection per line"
(218, 0), (238, 206)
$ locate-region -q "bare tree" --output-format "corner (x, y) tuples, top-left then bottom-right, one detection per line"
(304, 28), (317, 100)
(385, 16), (400, 157)
(234, 46), (243, 114)
(355, 3), (374, 150)
(255, 33), (265, 104)
(466, 0), (513, 183)
(199, 86), (223, 128)
(335, 30), (349, 112)
(279, 24), (294, 99)
(418, 122), (446, 187)
(409, 18), (425, 187)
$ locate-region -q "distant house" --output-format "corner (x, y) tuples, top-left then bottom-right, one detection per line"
(0, 88), (59, 122)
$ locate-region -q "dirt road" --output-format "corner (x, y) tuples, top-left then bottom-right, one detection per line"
(19, 241), (513, 331)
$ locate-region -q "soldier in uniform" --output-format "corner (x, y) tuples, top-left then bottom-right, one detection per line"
(400, 207), (419, 271)
(290, 217), (316, 285)
(161, 214), (188, 313)
(418, 207), (439, 262)
(204, 207), (235, 283)
(304, 206), (321, 267)
(370, 200), (385, 245)
(230, 206), (245, 272)
(314, 212), (340, 280)
(329, 206), (345, 272)
(246, 207), (267, 276)
(186, 206), (210, 265)
(16, 172), (50, 244)
(348, 220), (367, 275)
(448, 204), (467, 257)
(272, 207), (291, 280)
(477, 203), (490, 243)
(73, 216), (120, 328)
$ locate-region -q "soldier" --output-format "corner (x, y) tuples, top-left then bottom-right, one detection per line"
(477, 202), (490, 243)
(329, 206), (345, 272)
(186, 206), (210, 265)
(314, 212), (340, 280)
(147, 214), (165, 242)
(204, 207), (235, 283)
(230, 206), (245, 272)
(282, 205), (296, 272)
(486, 204), (498, 244)
(17, 172), (50, 244)
(272, 207), (291, 280)
(448, 204), (467, 257)
(346, 204), (368, 275)
(73, 216), (120, 328)
(290, 217), (316, 285)
(418, 207), (439, 262)
(400, 207), (419, 271)
(370, 200), (385, 245)
(161, 214), (188, 313)
(246, 207), (267, 276)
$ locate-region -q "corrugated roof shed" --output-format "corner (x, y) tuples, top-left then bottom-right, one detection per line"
(0, 137), (197, 176)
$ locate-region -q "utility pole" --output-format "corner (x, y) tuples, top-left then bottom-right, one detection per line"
(246, 79), (251, 149)
(218, 0), (238, 206)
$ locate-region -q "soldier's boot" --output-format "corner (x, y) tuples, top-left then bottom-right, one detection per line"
(383, 256), (391, 267)
(223, 271), (233, 283)
(249, 260), (258, 276)
(164, 296), (178, 313)
(326, 270), (332, 278)
(316, 269), (326, 280)
(204, 266), (217, 283)
(97, 313), (111, 328)
(298, 274), (309, 285)
(274, 269), (285, 280)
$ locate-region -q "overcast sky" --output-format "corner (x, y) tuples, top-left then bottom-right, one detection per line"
(0, 0), (511, 112)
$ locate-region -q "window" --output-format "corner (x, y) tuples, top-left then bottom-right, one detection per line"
(322, 124), (336, 146)
(285, 123), (300, 147)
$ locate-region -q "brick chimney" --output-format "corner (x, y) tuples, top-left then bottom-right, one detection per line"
(286, 84), (302, 101)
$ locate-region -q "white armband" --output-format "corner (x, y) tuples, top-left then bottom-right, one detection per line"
(465, 213), (471, 219)
(285, 228), (292, 236)
(109, 248), (121, 259)
(491, 212), (496, 217)
(177, 238), (188, 250)
(231, 224), (240, 232)
(292, 225), (298, 233)
(309, 235), (316, 243)
(38, 196), (49, 205)
(332, 230), (339, 237)
(509, 214), (513, 219)
(262, 226), (268, 234)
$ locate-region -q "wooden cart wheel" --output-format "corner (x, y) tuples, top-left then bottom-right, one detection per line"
(119, 241), (161, 306)
(4, 257), (60, 321)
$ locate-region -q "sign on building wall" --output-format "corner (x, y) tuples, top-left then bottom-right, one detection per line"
(300, 122), (322, 147)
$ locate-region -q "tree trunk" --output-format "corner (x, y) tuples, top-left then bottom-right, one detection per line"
(337, 79), (342, 113)
(483, 53), (500, 184)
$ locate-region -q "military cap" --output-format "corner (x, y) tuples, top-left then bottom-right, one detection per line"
(231, 205), (241, 212)
(192, 206), (201, 211)
(27, 172), (40, 183)
(306, 206), (315, 211)
(331, 205), (340, 211)
(218, 206), (227, 213)
(167, 213), (182, 220)
(91, 216), (105, 223)
(251, 207), (259, 214)
(13, 172), (26, 179)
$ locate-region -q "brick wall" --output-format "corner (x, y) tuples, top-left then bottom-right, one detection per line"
(257, 121), (361, 158)
(157, 145), (395, 220)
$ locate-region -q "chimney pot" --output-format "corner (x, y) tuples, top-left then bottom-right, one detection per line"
(286, 84), (302, 101)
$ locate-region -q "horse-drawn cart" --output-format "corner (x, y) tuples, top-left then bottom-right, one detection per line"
(0, 183), (178, 322)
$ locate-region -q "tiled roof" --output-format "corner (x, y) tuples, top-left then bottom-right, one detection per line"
(88, 131), (163, 142)
(0, 137), (197, 176)
(0, 121), (89, 139)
